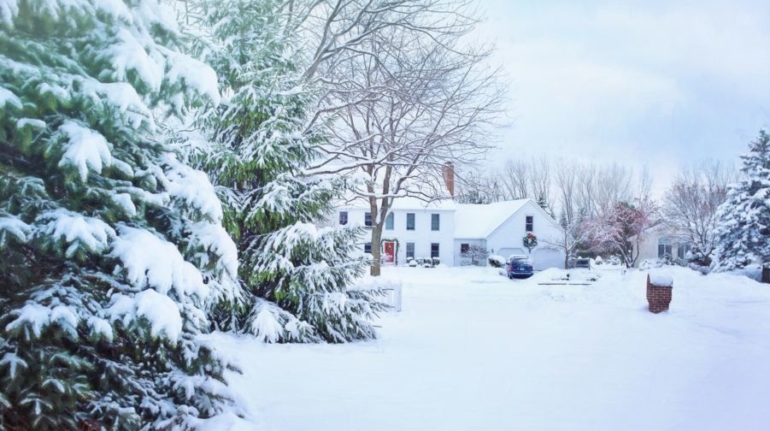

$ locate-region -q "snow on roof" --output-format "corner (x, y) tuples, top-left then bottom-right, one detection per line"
(339, 196), (456, 211)
(454, 199), (531, 239)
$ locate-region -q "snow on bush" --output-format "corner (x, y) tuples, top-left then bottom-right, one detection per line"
(488, 254), (506, 268)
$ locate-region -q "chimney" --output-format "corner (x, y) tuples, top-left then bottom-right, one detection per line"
(442, 162), (455, 198)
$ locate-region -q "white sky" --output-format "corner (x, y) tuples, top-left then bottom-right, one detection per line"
(473, 0), (770, 196)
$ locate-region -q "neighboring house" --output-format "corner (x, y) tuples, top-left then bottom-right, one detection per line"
(634, 224), (693, 267)
(331, 197), (566, 269)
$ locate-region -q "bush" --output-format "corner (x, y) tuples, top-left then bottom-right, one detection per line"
(488, 255), (506, 268)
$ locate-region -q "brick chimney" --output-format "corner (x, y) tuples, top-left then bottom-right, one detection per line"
(442, 162), (455, 198)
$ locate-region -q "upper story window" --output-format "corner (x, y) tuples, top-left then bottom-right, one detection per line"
(431, 214), (440, 231)
(364, 212), (372, 227)
(385, 212), (394, 230)
(364, 242), (372, 254)
(339, 211), (348, 225)
(406, 213), (415, 230)
(525, 216), (534, 232)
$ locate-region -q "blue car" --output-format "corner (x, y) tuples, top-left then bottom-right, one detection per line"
(507, 256), (534, 279)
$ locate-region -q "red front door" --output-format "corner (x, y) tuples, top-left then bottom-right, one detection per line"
(383, 241), (395, 265)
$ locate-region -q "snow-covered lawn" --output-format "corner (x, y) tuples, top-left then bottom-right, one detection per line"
(211, 266), (770, 431)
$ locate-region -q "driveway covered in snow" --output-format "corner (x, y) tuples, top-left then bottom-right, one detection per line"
(212, 266), (770, 431)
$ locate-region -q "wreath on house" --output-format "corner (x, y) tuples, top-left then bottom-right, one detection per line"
(523, 232), (538, 254)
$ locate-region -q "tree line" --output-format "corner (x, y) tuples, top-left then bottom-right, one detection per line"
(456, 157), (737, 269)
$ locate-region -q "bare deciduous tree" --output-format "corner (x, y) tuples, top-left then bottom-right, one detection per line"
(663, 160), (735, 266)
(499, 159), (530, 200)
(305, 9), (505, 275)
(583, 197), (659, 268)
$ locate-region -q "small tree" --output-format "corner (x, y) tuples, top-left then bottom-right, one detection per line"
(713, 130), (770, 271)
(584, 198), (659, 268)
(461, 245), (489, 266)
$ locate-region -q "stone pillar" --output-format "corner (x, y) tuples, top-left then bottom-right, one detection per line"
(646, 274), (673, 314)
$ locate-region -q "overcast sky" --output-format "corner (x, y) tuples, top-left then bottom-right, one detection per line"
(474, 0), (770, 195)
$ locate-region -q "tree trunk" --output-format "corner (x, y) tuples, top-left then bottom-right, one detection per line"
(370, 223), (383, 276)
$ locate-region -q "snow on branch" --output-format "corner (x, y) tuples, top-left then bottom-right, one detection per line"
(57, 120), (113, 182)
(109, 226), (208, 300)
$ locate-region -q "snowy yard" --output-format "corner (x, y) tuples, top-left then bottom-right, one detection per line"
(211, 266), (770, 431)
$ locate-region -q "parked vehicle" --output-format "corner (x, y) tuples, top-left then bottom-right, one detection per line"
(567, 257), (592, 270)
(574, 258), (591, 270)
(507, 255), (534, 279)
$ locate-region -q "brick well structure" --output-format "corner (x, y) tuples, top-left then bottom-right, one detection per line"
(646, 274), (672, 314)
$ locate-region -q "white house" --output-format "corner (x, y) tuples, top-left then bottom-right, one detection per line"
(333, 197), (457, 266)
(331, 197), (566, 269)
(634, 224), (693, 267)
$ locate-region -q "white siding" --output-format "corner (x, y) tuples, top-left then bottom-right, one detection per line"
(333, 207), (456, 266)
(485, 201), (565, 270)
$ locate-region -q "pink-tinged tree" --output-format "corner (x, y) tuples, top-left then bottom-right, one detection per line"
(584, 198), (660, 268)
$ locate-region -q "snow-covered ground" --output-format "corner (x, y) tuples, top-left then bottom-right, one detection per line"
(210, 266), (770, 431)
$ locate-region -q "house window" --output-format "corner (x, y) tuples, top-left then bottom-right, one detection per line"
(339, 211), (348, 225)
(406, 242), (415, 259)
(431, 243), (440, 258)
(677, 244), (691, 260)
(406, 213), (415, 230)
(460, 243), (470, 254)
(385, 212), (394, 230)
(364, 212), (372, 227)
(431, 214), (440, 231)
(364, 242), (372, 254)
(525, 216), (534, 232)
(657, 238), (672, 258)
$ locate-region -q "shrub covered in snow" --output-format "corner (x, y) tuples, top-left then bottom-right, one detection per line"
(488, 255), (506, 268)
(0, 1), (240, 427)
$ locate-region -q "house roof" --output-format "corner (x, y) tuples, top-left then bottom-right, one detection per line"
(338, 196), (457, 211)
(454, 199), (531, 239)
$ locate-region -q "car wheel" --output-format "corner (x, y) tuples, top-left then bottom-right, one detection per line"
(508, 273), (514, 279)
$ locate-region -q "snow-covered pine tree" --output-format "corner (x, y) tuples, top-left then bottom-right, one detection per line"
(0, 1), (241, 428)
(713, 130), (770, 271)
(185, 0), (386, 343)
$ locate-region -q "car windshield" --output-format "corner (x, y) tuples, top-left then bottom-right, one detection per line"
(511, 257), (532, 265)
